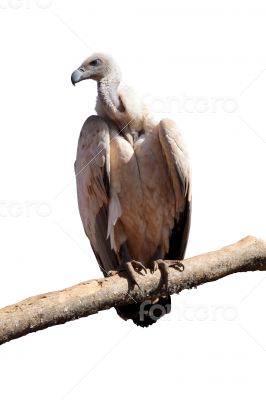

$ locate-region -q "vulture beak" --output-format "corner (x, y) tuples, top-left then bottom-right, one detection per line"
(71, 67), (87, 86)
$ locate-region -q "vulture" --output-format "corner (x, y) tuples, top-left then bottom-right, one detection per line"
(71, 53), (191, 327)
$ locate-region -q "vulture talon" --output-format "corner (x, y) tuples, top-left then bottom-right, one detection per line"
(150, 261), (158, 274)
(131, 260), (147, 275)
(169, 261), (185, 272)
(124, 260), (147, 290)
(154, 259), (185, 291)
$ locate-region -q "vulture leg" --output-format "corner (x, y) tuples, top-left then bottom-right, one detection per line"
(119, 242), (147, 289)
(124, 261), (147, 289)
(152, 259), (185, 291)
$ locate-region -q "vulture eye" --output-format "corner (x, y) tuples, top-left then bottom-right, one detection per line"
(89, 59), (101, 67)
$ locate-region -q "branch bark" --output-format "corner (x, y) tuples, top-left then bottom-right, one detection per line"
(1, 236), (266, 346)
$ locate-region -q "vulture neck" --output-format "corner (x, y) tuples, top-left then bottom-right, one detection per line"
(97, 75), (135, 146)
(97, 77), (124, 114)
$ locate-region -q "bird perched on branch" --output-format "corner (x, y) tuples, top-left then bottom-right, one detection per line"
(71, 53), (191, 326)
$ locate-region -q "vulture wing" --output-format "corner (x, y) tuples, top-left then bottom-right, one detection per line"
(75, 115), (119, 275)
(158, 119), (192, 260)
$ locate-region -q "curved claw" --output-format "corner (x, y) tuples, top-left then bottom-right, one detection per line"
(131, 260), (147, 275)
(168, 260), (185, 272)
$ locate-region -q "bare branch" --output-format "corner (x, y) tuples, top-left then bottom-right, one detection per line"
(0, 236), (266, 345)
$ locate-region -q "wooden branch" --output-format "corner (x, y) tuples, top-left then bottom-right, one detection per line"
(1, 236), (266, 345)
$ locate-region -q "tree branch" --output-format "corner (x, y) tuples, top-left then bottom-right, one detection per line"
(1, 236), (266, 345)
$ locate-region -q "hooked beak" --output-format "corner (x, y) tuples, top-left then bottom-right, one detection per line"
(71, 67), (87, 86)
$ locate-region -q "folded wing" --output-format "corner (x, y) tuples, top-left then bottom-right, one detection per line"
(75, 115), (119, 275)
(158, 118), (192, 260)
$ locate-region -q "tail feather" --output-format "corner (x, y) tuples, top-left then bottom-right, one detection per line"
(116, 296), (171, 327)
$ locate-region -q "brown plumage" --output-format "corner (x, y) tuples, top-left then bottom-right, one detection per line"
(72, 53), (191, 326)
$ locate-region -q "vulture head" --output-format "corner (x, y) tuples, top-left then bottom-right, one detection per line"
(71, 53), (121, 86)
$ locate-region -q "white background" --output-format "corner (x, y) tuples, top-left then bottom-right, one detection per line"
(0, 1), (266, 399)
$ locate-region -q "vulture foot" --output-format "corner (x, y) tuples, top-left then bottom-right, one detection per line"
(124, 260), (147, 290)
(151, 259), (184, 291)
